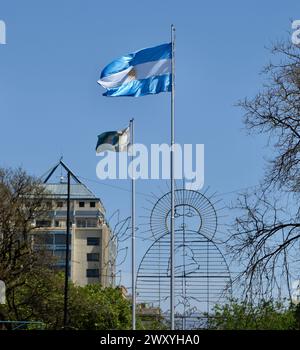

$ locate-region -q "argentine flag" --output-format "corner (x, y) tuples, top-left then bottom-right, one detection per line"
(97, 43), (172, 97)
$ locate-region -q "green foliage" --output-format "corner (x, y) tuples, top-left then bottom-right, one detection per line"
(136, 314), (168, 330)
(207, 299), (297, 330)
(67, 284), (132, 330)
(0, 270), (132, 330)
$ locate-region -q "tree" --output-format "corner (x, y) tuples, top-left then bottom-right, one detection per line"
(240, 42), (300, 192)
(67, 284), (132, 330)
(0, 167), (51, 321)
(207, 299), (297, 330)
(227, 40), (300, 300)
(0, 270), (132, 330)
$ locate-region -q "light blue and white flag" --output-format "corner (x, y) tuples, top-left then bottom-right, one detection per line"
(97, 43), (172, 97)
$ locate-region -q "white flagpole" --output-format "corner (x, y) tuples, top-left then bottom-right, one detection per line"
(170, 24), (176, 330)
(130, 118), (136, 330)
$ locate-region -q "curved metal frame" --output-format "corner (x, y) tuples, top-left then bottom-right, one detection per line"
(150, 189), (218, 240)
(137, 189), (232, 330)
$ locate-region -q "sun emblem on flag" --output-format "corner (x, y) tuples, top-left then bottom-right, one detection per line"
(127, 67), (136, 81)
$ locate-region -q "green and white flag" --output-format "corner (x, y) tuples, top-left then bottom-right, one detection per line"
(96, 127), (130, 154)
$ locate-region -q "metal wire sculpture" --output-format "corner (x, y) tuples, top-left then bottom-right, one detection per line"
(137, 189), (232, 329)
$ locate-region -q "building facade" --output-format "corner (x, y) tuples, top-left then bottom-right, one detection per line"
(32, 161), (116, 287)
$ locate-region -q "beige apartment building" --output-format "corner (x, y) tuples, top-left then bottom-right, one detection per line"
(32, 161), (116, 287)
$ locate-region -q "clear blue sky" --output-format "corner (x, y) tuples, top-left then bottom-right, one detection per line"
(1, 0), (299, 288)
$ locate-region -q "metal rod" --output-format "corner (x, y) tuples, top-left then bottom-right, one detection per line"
(130, 118), (136, 330)
(63, 171), (71, 329)
(170, 24), (176, 330)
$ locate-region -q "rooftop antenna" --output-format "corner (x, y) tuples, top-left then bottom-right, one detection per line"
(60, 156), (64, 183)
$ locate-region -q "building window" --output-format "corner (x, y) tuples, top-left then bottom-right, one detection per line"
(55, 220), (66, 228)
(86, 219), (97, 228)
(76, 219), (97, 228)
(54, 250), (65, 260)
(90, 202), (96, 208)
(36, 220), (52, 227)
(53, 250), (70, 263)
(35, 233), (53, 245)
(79, 202), (85, 208)
(55, 234), (71, 245)
(87, 253), (100, 261)
(57, 201), (63, 208)
(87, 237), (100, 246)
(76, 219), (86, 228)
(86, 269), (99, 278)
